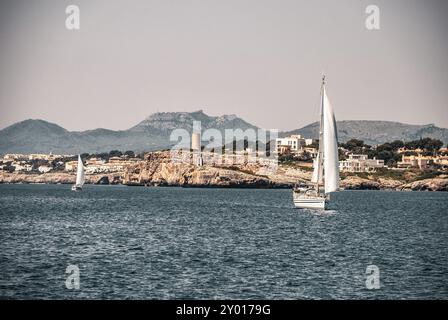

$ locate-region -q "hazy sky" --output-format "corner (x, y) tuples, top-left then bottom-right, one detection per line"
(0, 0), (447, 131)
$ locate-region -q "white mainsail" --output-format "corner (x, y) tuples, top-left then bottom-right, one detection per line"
(75, 155), (85, 187)
(322, 86), (339, 193)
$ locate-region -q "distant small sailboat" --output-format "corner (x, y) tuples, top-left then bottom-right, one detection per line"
(293, 76), (339, 209)
(71, 155), (85, 191)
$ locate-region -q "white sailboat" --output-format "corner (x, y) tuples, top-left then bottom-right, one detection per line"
(293, 76), (339, 209)
(71, 155), (85, 191)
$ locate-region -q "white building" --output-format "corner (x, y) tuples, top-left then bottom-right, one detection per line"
(304, 147), (318, 158)
(276, 135), (307, 154)
(12, 162), (33, 172)
(397, 154), (431, 170)
(305, 139), (314, 146)
(339, 154), (385, 172)
(3, 154), (28, 161)
(38, 165), (52, 173)
(65, 161), (78, 172)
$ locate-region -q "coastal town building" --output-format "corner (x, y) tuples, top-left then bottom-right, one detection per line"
(275, 135), (314, 155)
(12, 162), (33, 172)
(64, 161), (78, 172)
(433, 155), (448, 166)
(304, 147), (318, 158)
(3, 153), (69, 161)
(397, 154), (432, 170)
(276, 135), (304, 154)
(339, 154), (385, 172)
(397, 147), (424, 154)
(3, 154), (29, 161)
(38, 165), (52, 173)
(86, 158), (106, 166)
(65, 156), (142, 174)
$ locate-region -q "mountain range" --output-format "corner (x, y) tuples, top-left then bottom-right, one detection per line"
(0, 110), (447, 155)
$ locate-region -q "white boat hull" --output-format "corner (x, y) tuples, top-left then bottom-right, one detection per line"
(71, 185), (82, 191)
(292, 187), (327, 209)
(293, 197), (326, 209)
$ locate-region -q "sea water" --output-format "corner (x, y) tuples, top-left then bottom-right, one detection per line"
(0, 184), (447, 299)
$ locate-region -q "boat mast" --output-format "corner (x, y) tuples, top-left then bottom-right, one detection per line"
(316, 75), (325, 194)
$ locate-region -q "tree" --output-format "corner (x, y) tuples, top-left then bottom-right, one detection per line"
(124, 150), (135, 158)
(338, 148), (347, 161)
(341, 139), (371, 154)
(376, 143), (393, 152)
(98, 152), (110, 161)
(109, 150), (122, 158)
(425, 139), (443, 153)
(309, 140), (319, 149)
(343, 139), (365, 150)
(376, 150), (395, 164)
(404, 138), (443, 153)
(279, 154), (294, 163)
(386, 159), (397, 167)
(390, 140), (404, 150)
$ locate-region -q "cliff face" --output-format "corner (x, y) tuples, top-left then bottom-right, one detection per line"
(401, 177), (448, 191)
(340, 176), (404, 190)
(122, 151), (285, 187)
(339, 175), (448, 191)
(152, 164), (274, 187)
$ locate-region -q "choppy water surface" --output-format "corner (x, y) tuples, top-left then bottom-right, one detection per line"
(0, 184), (447, 299)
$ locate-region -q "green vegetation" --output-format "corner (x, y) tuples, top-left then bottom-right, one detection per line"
(411, 170), (441, 182)
(340, 167), (442, 183)
(370, 168), (406, 180)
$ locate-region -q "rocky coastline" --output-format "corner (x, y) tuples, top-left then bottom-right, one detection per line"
(0, 151), (448, 191)
(1, 160), (447, 192)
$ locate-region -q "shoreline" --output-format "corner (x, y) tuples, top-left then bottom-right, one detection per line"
(0, 171), (447, 191)
(1, 182), (448, 193)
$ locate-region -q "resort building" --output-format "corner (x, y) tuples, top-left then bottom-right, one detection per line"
(65, 161), (78, 172)
(276, 135), (308, 154)
(339, 154), (385, 172)
(397, 147), (424, 154)
(397, 154), (432, 170)
(86, 158), (106, 166)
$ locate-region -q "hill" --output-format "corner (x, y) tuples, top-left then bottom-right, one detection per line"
(283, 120), (448, 146)
(0, 114), (446, 154)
